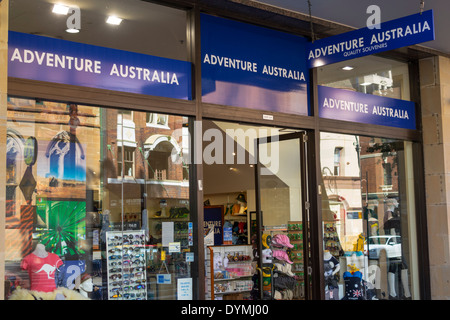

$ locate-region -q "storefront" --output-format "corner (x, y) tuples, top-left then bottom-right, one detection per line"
(0, 0), (433, 301)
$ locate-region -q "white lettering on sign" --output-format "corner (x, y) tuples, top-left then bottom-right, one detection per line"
(202, 53), (306, 82)
(308, 37), (365, 60)
(10, 48), (102, 74)
(369, 21), (431, 44)
(308, 20), (431, 61)
(322, 97), (409, 120)
(203, 54), (257, 73)
(109, 64), (179, 85)
(10, 48), (181, 86)
(322, 97), (369, 114)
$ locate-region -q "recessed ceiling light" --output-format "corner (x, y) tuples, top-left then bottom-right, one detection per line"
(52, 4), (70, 15)
(106, 16), (123, 25)
(66, 28), (80, 33)
(342, 66), (354, 71)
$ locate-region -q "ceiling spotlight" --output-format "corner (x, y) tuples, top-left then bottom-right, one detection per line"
(106, 16), (123, 25)
(52, 4), (70, 15)
(342, 66), (354, 71)
(66, 28), (80, 33)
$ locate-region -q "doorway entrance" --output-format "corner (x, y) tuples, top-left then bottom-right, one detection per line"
(202, 120), (310, 300)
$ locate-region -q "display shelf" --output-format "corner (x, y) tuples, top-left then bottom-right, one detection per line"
(106, 230), (148, 300)
(206, 245), (254, 300)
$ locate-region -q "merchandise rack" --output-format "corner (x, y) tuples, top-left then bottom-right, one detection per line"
(106, 230), (148, 300)
(206, 245), (254, 300)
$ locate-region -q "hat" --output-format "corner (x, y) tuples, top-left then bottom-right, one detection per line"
(272, 249), (293, 264)
(272, 234), (293, 248)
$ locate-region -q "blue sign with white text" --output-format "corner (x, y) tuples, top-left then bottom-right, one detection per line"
(8, 31), (192, 100)
(307, 10), (435, 68)
(201, 14), (309, 116)
(318, 86), (416, 130)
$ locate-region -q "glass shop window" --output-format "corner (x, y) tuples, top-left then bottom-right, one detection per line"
(9, 0), (188, 61)
(317, 55), (411, 101)
(4, 97), (194, 300)
(320, 132), (419, 300)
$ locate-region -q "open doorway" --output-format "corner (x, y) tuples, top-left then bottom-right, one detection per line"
(202, 119), (309, 301)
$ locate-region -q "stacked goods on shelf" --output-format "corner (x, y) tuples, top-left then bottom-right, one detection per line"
(206, 245), (254, 300)
(287, 221), (305, 299)
(323, 222), (341, 258)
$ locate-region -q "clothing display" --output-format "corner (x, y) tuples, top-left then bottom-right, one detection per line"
(21, 250), (63, 292)
(324, 251), (340, 300)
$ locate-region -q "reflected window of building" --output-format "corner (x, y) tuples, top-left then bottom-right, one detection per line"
(334, 147), (343, 176)
(118, 146), (135, 177)
(146, 113), (169, 128)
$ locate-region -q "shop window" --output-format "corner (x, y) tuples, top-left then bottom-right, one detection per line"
(317, 55), (410, 101)
(9, 0), (189, 61)
(3, 97), (193, 300)
(320, 132), (419, 300)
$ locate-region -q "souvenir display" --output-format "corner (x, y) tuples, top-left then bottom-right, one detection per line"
(106, 231), (147, 300)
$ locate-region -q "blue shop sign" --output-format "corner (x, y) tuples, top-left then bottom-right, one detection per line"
(307, 10), (435, 68)
(318, 86), (416, 130)
(201, 13), (309, 116)
(8, 31), (192, 100)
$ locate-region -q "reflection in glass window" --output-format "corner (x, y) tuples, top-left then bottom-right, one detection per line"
(146, 113), (169, 128)
(317, 55), (410, 101)
(333, 147), (343, 176)
(320, 132), (418, 300)
(118, 146), (135, 177)
(9, 0), (188, 61)
(4, 97), (193, 300)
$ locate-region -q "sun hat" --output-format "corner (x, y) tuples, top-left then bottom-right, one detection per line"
(272, 249), (293, 264)
(272, 234), (294, 248)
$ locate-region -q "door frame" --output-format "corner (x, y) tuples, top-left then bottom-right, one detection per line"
(253, 130), (312, 299)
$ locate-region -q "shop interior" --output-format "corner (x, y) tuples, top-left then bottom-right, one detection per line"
(202, 119), (306, 300)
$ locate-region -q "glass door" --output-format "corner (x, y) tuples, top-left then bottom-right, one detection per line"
(254, 131), (310, 300)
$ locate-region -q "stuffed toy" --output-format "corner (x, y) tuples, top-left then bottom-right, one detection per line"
(8, 287), (90, 300)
